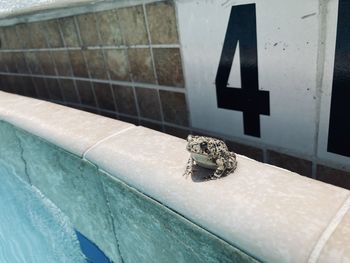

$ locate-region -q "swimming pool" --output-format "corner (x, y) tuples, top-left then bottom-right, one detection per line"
(0, 163), (85, 263)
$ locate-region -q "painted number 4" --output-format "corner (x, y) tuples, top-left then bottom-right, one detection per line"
(215, 4), (269, 138)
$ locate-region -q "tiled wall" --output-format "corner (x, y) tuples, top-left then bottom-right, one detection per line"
(0, 1), (189, 135)
(0, 0), (348, 190)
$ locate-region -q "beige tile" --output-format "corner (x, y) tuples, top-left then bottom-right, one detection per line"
(24, 52), (43, 75)
(28, 22), (48, 48)
(0, 93), (134, 156)
(0, 52), (8, 72)
(36, 51), (56, 76)
(51, 50), (73, 76)
(93, 82), (116, 111)
(112, 85), (137, 116)
(159, 90), (188, 126)
(153, 48), (184, 87)
(117, 5), (148, 45)
(32, 77), (51, 100)
(317, 165), (350, 190)
(105, 49), (130, 81)
(96, 9), (123, 46)
(59, 79), (79, 104)
(135, 87), (161, 120)
(15, 24), (33, 48)
(59, 16), (80, 47)
(146, 1), (179, 44)
(12, 52), (29, 74)
(128, 48), (155, 83)
(45, 20), (64, 48)
(69, 50), (89, 78)
(84, 125), (350, 263)
(76, 13), (100, 47)
(45, 78), (63, 101)
(2, 26), (21, 49)
(318, 207), (350, 263)
(76, 80), (96, 108)
(267, 150), (313, 177)
(83, 49), (108, 80)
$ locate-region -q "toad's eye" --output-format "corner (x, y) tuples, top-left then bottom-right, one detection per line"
(200, 142), (207, 148)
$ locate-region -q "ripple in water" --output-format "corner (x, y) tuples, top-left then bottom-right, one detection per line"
(0, 165), (86, 263)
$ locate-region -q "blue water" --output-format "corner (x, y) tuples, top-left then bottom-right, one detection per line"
(0, 165), (86, 263)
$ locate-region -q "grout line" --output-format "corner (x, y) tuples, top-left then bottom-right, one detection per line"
(0, 44), (180, 53)
(174, 1), (193, 129)
(0, 72), (187, 93)
(307, 194), (350, 263)
(142, 3), (159, 85)
(142, 2), (165, 131)
(82, 126), (135, 159)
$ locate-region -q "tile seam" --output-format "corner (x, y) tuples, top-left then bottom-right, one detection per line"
(307, 194), (350, 263)
(82, 126), (135, 159)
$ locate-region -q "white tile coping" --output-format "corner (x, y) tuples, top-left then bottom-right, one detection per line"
(0, 91), (349, 263)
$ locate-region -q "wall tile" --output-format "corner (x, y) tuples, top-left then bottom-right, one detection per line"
(105, 49), (130, 81)
(0, 28), (8, 49)
(24, 52), (43, 75)
(163, 125), (189, 139)
(76, 13), (100, 47)
(20, 76), (37, 98)
(83, 50), (108, 80)
(153, 48), (184, 87)
(139, 120), (163, 132)
(45, 78), (63, 101)
(45, 20), (64, 48)
(112, 85), (137, 116)
(32, 77), (51, 100)
(119, 115), (139, 125)
(93, 82), (116, 111)
(100, 110), (117, 120)
(226, 141), (264, 162)
(2, 26), (20, 49)
(1, 75), (16, 92)
(16, 23), (34, 48)
(4, 53), (18, 72)
(59, 79), (80, 104)
(159, 90), (188, 126)
(128, 48), (155, 83)
(12, 52), (29, 74)
(59, 16), (80, 47)
(117, 5), (148, 45)
(28, 22), (48, 48)
(96, 10), (123, 46)
(36, 51), (56, 75)
(1, 53), (12, 72)
(316, 165), (350, 190)
(135, 87), (161, 120)
(0, 53), (8, 72)
(267, 150), (312, 177)
(51, 50), (73, 76)
(146, 1), (179, 44)
(69, 50), (89, 78)
(76, 80), (97, 107)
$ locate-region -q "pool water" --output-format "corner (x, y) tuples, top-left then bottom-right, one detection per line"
(0, 164), (88, 263)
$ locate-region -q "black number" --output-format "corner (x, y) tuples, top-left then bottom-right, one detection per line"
(328, 0), (350, 157)
(215, 4), (270, 137)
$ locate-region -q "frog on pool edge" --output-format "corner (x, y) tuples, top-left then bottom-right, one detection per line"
(185, 135), (237, 180)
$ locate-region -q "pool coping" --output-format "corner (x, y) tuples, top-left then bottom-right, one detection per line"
(0, 91), (349, 263)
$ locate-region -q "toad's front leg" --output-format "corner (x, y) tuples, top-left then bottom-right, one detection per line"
(184, 157), (194, 178)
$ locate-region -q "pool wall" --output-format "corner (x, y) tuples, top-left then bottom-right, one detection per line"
(0, 0), (349, 189)
(1, 91), (350, 263)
